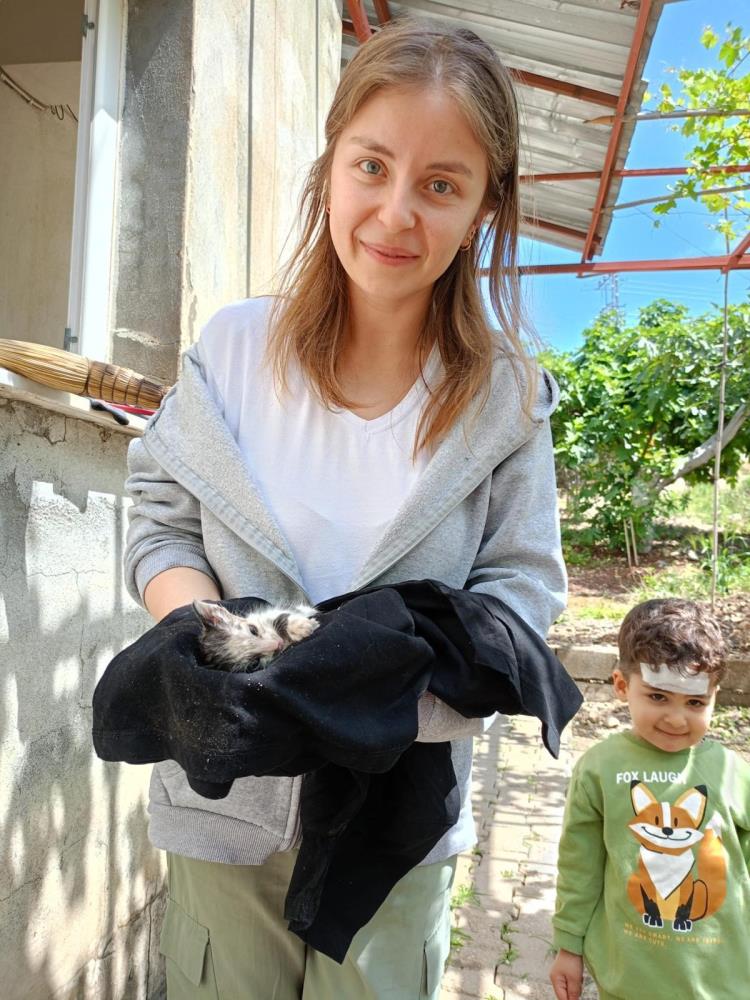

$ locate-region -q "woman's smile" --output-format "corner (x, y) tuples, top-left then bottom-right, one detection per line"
(360, 240), (421, 265)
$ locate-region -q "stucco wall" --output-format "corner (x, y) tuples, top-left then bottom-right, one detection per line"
(248, 0), (343, 296)
(0, 62), (80, 349)
(111, 0), (343, 383)
(0, 395), (163, 1000)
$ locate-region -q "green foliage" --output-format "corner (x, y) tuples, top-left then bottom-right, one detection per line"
(543, 300), (750, 548)
(450, 882), (480, 909)
(629, 528), (750, 599)
(643, 22), (750, 240)
(680, 470), (750, 531)
(449, 926), (471, 954)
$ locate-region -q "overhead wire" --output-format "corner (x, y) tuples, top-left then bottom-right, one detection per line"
(0, 65), (78, 124)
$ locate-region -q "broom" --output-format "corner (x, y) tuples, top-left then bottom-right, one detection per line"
(0, 339), (169, 410)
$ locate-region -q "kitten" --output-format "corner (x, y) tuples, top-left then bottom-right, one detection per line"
(192, 600), (319, 672)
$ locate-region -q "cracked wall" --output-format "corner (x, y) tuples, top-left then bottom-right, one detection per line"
(0, 397), (164, 1000)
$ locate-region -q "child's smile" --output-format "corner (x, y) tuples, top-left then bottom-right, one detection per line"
(612, 669), (717, 753)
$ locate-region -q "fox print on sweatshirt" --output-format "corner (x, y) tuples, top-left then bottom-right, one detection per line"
(626, 781), (728, 933)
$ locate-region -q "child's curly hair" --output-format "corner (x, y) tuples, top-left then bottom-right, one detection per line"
(618, 598), (726, 683)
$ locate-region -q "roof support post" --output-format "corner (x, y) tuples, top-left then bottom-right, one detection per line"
(373, 0), (392, 23)
(580, 0), (653, 262)
(510, 69), (618, 109)
(723, 231), (750, 273)
(345, 0), (373, 43)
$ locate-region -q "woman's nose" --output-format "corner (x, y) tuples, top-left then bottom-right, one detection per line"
(377, 184), (416, 231)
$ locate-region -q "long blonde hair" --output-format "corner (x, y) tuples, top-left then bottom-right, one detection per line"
(268, 19), (533, 453)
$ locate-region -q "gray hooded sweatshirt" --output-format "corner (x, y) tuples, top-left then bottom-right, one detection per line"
(123, 298), (567, 866)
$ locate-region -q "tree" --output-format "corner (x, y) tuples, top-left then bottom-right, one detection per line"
(543, 300), (750, 549)
(644, 21), (749, 601)
(649, 23), (750, 237)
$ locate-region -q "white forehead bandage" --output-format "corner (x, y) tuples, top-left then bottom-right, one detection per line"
(639, 662), (710, 695)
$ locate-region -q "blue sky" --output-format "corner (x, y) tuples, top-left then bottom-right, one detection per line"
(521, 0), (749, 353)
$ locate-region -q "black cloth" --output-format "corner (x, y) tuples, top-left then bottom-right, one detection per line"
(92, 579), (581, 962)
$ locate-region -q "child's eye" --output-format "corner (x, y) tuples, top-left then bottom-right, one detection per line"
(648, 693), (666, 702)
(688, 699), (707, 708)
(359, 159), (382, 176)
(430, 179), (454, 195)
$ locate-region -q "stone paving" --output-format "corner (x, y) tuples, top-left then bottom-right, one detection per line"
(440, 715), (598, 1000)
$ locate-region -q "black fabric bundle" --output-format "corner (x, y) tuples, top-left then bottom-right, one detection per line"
(92, 579), (581, 961)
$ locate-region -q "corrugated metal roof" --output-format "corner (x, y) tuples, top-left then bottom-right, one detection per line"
(341, 0), (667, 256)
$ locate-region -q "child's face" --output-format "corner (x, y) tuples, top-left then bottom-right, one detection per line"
(612, 668), (717, 753)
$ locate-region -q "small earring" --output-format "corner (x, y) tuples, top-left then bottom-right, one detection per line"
(459, 227), (476, 252)
(325, 204), (331, 215)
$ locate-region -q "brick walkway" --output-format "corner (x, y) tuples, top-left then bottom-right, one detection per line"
(441, 715), (598, 1000)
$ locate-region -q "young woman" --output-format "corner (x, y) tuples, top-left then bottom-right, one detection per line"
(125, 20), (566, 1000)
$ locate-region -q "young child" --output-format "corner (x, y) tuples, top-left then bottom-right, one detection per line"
(549, 598), (750, 1000)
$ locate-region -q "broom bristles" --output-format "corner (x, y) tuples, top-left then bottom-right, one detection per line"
(0, 339), (168, 409)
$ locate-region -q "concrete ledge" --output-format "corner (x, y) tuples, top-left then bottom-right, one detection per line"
(1, 368), (146, 437)
(552, 644), (750, 707)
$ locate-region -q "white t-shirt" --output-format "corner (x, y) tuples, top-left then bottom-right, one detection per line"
(198, 300), (442, 604)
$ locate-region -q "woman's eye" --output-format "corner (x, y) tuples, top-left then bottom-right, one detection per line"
(430, 179), (454, 195)
(360, 159), (382, 176)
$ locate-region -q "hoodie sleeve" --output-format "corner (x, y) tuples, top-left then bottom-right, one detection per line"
(466, 372), (567, 639)
(123, 435), (220, 608)
(552, 759), (606, 955)
(416, 370), (566, 744)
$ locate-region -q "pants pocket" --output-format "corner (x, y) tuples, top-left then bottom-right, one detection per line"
(160, 897), (219, 999)
(421, 921), (450, 1000)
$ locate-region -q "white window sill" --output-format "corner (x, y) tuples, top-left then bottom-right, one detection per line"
(0, 366), (147, 437)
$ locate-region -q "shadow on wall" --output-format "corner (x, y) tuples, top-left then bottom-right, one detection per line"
(0, 397), (164, 1000)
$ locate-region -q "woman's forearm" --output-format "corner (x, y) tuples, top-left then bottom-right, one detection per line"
(143, 566), (221, 621)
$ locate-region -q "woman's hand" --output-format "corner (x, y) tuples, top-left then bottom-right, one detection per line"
(549, 949), (583, 1000)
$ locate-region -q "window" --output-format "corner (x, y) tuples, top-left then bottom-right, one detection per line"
(0, 0), (123, 361)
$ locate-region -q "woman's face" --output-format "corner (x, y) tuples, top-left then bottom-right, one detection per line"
(328, 86), (489, 316)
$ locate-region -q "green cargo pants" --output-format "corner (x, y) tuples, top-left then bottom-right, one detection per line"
(160, 849), (457, 1000)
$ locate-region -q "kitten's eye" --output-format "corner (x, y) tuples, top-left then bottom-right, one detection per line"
(247, 624), (258, 636)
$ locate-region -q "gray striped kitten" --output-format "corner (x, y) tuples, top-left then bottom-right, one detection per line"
(192, 600), (319, 672)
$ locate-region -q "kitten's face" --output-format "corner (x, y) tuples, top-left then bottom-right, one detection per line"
(192, 600), (318, 672)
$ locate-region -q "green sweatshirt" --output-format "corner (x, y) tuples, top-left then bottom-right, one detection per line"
(553, 731), (750, 1000)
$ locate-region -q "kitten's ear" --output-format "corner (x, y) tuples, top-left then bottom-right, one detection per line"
(192, 600), (235, 630)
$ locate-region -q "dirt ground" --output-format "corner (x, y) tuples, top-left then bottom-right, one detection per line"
(548, 550), (750, 657)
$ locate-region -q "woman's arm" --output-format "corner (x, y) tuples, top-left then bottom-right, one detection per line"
(466, 418), (566, 638)
(125, 436), (221, 615)
(416, 417), (566, 743)
(143, 566), (220, 621)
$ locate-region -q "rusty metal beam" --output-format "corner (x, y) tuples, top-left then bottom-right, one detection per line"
(509, 69), (618, 110)
(722, 231), (750, 273)
(521, 164), (750, 184)
(521, 216), (601, 251)
(373, 0), (392, 23)
(581, 0), (653, 261)
(479, 255), (750, 277)
(344, 0), (373, 42)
